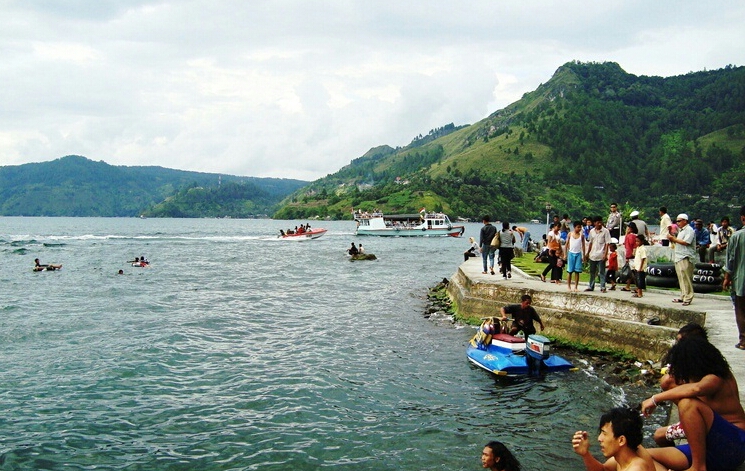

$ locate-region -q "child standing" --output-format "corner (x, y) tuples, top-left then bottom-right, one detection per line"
(632, 235), (648, 298)
(606, 243), (618, 290)
(622, 222), (638, 291)
(565, 222), (586, 292)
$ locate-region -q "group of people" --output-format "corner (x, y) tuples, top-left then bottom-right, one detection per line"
(280, 223), (313, 236)
(346, 242), (365, 256)
(572, 322), (745, 471)
(476, 216), (520, 279)
(483, 320), (745, 471)
(472, 202), (745, 350)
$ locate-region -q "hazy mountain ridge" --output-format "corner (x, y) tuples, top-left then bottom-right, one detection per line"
(0, 155), (308, 217)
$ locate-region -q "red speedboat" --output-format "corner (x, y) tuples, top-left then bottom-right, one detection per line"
(280, 228), (327, 240)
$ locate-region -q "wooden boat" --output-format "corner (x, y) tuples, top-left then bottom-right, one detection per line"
(353, 211), (464, 237)
(466, 318), (574, 376)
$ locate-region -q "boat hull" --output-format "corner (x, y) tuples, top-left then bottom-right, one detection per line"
(466, 343), (574, 376)
(356, 227), (463, 237)
(281, 229), (327, 240)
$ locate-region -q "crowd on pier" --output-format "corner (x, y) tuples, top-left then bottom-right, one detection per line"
(474, 202), (745, 471)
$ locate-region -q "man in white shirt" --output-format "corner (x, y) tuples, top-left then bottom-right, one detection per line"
(659, 207), (672, 247)
(668, 213), (696, 306)
(586, 216), (611, 292)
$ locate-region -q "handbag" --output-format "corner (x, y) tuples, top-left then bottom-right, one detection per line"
(618, 262), (632, 283)
(490, 233), (501, 248)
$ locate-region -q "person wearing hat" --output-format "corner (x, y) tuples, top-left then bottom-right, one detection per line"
(629, 210), (650, 240)
(668, 213), (697, 305)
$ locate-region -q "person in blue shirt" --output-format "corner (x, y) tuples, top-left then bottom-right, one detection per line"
(693, 219), (711, 263)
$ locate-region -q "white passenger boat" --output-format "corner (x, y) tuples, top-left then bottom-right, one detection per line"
(353, 210), (464, 237)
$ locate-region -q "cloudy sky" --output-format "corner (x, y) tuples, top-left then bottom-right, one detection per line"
(1, 1), (743, 181)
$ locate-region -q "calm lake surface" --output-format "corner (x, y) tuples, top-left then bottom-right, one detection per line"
(0, 218), (656, 470)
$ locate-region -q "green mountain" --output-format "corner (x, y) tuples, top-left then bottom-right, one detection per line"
(275, 61), (745, 223)
(0, 155), (308, 217)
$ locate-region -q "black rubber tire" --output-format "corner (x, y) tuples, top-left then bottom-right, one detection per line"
(694, 268), (721, 277)
(693, 283), (723, 294)
(695, 262), (721, 270)
(692, 274), (722, 285)
(646, 275), (679, 288)
(646, 263), (676, 277)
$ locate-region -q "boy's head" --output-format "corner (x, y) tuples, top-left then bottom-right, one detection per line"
(597, 407), (644, 454)
(635, 235), (646, 246)
(609, 243), (617, 251)
(573, 222), (582, 231)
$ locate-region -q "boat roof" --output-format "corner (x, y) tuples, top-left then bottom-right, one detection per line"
(374, 213), (449, 221)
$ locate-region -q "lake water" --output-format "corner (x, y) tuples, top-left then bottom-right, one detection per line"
(0, 218), (656, 470)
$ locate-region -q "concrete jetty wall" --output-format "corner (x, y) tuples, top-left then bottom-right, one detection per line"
(447, 264), (706, 362)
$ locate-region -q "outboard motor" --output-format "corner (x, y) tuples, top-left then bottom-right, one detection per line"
(526, 334), (551, 361)
(525, 334), (551, 373)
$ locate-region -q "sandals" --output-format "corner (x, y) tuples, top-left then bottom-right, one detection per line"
(621, 287), (631, 292)
(682, 302), (691, 306)
(540, 274), (546, 282)
(735, 343), (745, 350)
(672, 298), (684, 303)
(632, 293), (642, 298)
(490, 269), (495, 275)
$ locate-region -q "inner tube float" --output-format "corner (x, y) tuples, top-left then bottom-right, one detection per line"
(693, 283), (723, 294)
(646, 275), (679, 288)
(692, 274), (722, 285)
(646, 263), (676, 277)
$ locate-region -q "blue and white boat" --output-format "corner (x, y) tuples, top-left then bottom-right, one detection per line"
(466, 318), (575, 376)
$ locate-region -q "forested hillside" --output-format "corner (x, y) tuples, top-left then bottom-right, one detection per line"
(276, 61), (745, 223)
(0, 155), (307, 217)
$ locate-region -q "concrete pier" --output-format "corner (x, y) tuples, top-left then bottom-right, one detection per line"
(448, 257), (745, 403)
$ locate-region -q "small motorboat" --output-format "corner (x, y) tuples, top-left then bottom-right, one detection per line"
(466, 317), (575, 376)
(279, 228), (327, 240)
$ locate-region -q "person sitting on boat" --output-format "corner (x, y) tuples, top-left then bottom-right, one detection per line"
(140, 255), (148, 265)
(347, 242), (359, 256)
(500, 294), (544, 337)
(279, 229), (286, 236)
(358, 244), (365, 254)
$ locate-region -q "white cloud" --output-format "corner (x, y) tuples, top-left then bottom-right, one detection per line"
(0, 0), (743, 179)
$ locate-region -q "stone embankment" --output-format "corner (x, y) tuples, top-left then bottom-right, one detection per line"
(447, 258), (729, 365)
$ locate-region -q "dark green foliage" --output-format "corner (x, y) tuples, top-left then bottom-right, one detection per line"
(144, 182), (276, 218)
(0, 155), (307, 217)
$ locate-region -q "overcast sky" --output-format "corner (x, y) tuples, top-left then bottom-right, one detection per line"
(1, 1), (743, 181)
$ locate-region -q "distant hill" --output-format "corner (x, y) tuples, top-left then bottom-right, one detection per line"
(0, 155), (308, 217)
(275, 61), (745, 223)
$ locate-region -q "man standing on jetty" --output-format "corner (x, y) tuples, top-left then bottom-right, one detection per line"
(607, 203), (622, 240)
(724, 205), (745, 350)
(585, 216), (611, 293)
(668, 213), (696, 306)
(479, 216), (497, 275)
